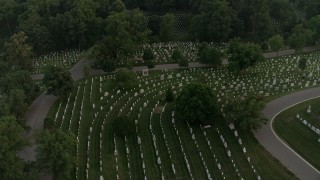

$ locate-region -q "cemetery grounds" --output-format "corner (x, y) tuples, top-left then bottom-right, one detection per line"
(274, 97), (320, 171)
(46, 50), (320, 179)
(32, 49), (82, 74)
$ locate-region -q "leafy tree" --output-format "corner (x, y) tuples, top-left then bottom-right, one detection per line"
(288, 24), (314, 52)
(0, 96), (9, 117)
(178, 55), (189, 67)
(146, 60), (155, 68)
(191, 0), (232, 42)
(160, 13), (174, 42)
(8, 89), (28, 122)
(115, 69), (137, 89)
(165, 87), (174, 102)
(199, 46), (221, 65)
(94, 10), (150, 71)
(268, 34), (284, 55)
(269, 0), (297, 32)
(228, 39), (264, 72)
(109, 0), (126, 13)
(148, 15), (162, 36)
(0, 116), (28, 180)
(43, 116), (55, 130)
(43, 65), (73, 96)
(172, 49), (188, 67)
(18, 8), (52, 54)
(0, 0), (17, 35)
(298, 58), (307, 71)
(0, 70), (36, 102)
(171, 49), (183, 62)
(306, 15), (320, 41)
(4, 32), (33, 72)
(175, 83), (219, 125)
(224, 95), (267, 131)
(36, 129), (76, 180)
(143, 48), (154, 61)
(112, 116), (134, 137)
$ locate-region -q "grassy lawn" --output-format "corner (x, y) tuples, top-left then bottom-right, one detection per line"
(45, 51), (320, 179)
(273, 97), (320, 171)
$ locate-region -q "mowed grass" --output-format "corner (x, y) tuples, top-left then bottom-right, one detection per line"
(45, 51), (320, 180)
(274, 97), (320, 171)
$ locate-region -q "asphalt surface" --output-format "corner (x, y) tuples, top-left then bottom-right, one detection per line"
(255, 87), (320, 180)
(18, 92), (58, 161)
(23, 46), (320, 179)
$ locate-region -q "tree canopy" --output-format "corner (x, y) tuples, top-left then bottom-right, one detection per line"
(36, 129), (77, 180)
(228, 39), (265, 72)
(115, 69), (138, 90)
(224, 95), (267, 131)
(0, 116), (29, 179)
(175, 83), (219, 125)
(43, 65), (74, 96)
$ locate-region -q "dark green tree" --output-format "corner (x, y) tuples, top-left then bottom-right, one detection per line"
(175, 83), (219, 124)
(148, 15), (162, 36)
(36, 129), (76, 180)
(306, 15), (320, 41)
(4, 32), (33, 72)
(268, 34), (284, 55)
(0, 116), (28, 180)
(160, 13), (174, 42)
(112, 116), (135, 137)
(165, 87), (174, 102)
(224, 95), (267, 131)
(18, 8), (52, 54)
(43, 65), (73, 96)
(8, 89), (28, 122)
(143, 48), (154, 61)
(228, 39), (264, 72)
(115, 69), (137, 89)
(43, 116), (55, 130)
(191, 0), (232, 42)
(298, 58), (307, 71)
(172, 49), (188, 67)
(288, 24), (314, 52)
(0, 70), (36, 102)
(199, 46), (221, 65)
(109, 0), (126, 13)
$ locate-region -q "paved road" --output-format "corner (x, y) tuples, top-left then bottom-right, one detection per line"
(31, 46), (318, 81)
(255, 87), (320, 180)
(24, 45), (320, 179)
(18, 92), (58, 161)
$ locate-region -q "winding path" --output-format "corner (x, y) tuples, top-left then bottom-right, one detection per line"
(255, 87), (320, 180)
(21, 45), (320, 179)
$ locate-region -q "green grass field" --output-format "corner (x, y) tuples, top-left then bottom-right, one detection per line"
(45, 52), (320, 179)
(273, 97), (320, 171)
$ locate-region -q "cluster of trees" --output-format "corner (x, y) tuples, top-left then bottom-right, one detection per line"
(0, 32), (40, 179)
(175, 83), (267, 131)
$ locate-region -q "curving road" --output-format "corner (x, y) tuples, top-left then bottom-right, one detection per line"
(22, 45), (320, 179)
(255, 87), (320, 180)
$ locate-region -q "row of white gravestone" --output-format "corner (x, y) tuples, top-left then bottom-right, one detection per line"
(185, 122), (213, 180)
(159, 104), (177, 176)
(296, 114), (320, 136)
(33, 50), (81, 73)
(171, 111), (194, 179)
(148, 103), (165, 180)
(200, 125), (226, 179)
(229, 123), (261, 179)
(216, 128), (243, 179)
(59, 94), (72, 129)
(68, 86), (81, 130)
